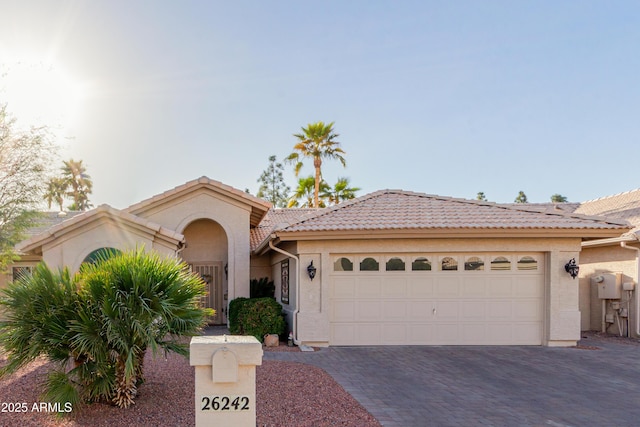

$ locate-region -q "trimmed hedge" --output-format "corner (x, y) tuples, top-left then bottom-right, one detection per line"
(228, 297), (285, 342)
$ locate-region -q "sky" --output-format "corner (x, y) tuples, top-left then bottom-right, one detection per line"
(1, 1), (639, 209)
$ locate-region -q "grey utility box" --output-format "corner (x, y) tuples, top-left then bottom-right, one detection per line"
(592, 273), (622, 299)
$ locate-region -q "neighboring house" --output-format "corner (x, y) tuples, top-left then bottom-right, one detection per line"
(572, 189), (640, 338)
(1, 177), (630, 347)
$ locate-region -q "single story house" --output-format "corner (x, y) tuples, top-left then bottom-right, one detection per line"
(571, 189), (640, 337)
(2, 177), (631, 347)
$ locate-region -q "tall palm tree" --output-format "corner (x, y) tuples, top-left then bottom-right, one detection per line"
(322, 177), (360, 205)
(62, 159), (93, 211)
(287, 176), (329, 208)
(44, 177), (68, 211)
(285, 121), (346, 208)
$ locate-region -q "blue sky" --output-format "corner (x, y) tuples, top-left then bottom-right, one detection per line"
(1, 1), (639, 208)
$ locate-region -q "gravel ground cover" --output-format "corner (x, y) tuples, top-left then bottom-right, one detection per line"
(0, 344), (381, 427)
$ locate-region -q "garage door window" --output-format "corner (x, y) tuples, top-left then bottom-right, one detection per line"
(441, 257), (458, 271)
(412, 257), (432, 271)
(386, 257), (405, 271)
(465, 256), (484, 271)
(491, 256), (511, 271)
(517, 256), (538, 270)
(334, 257), (354, 271)
(360, 257), (379, 271)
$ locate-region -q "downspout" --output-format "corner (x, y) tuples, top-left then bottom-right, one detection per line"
(620, 241), (640, 336)
(269, 240), (301, 345)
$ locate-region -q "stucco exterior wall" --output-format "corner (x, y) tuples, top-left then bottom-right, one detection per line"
(132, 190), (253, 300)
(579, 245), (638, 336)
(268, 242), (298, 338)
(249, 254), (271, 282)
(40, 219), (164, 272)
(275, 236), (583, 347)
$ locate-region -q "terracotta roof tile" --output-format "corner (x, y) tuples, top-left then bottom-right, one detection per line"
(275, 190), (629, 234)
(250, 208), (319, 251)
(575, 189), (640, 232)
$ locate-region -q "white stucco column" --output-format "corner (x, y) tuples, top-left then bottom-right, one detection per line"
(190, 335), (263, 426)
(546, 250), (581, 346)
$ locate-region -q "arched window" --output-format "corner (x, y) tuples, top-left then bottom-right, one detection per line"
(465, 256), (484, 271)
(441, 257), (458, 271)
(82, 247), (121, 265)
(517, 256), (538, 271)
(491, 256), (511, 271)
(412, 257), (432, 271)
(334, 257), (354, 271)
(360, 257), (379, 271)
(386, 257), (405, 271)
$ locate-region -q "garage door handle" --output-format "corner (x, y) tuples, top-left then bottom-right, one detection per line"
(433, 308), (436, 315)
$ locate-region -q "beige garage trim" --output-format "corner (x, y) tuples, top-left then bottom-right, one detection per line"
(329, 253), (545, 345)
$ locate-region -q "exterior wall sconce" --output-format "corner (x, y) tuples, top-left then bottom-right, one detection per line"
(224, 263), (228, 280)
(564, 258), (579, 279)
(307, 260), (317, 281)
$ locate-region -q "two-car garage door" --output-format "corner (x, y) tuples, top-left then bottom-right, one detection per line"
(329, 253), (545, 345)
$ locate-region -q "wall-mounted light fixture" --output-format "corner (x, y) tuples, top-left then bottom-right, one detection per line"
(564, 258), (579, 279)
(307, 260), (317, 281)
(224, 263), (228, 280)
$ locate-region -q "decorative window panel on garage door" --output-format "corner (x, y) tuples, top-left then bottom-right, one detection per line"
(329, 253), (544, 346)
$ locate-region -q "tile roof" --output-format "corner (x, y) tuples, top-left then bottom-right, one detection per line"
(24, 211), (84, 237)
(250, 208), (319, 251)
(272, 190), (629, 235)
(574, 189), (640, 232)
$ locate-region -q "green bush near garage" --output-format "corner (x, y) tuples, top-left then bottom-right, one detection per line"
(228, 297), (250, 334)
(229, 297), (285, 342)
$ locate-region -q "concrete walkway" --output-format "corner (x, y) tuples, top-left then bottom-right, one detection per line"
(263, 334), (640, 427)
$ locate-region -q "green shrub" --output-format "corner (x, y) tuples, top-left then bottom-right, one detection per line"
(0, 249), (212, 410)
(235, 297), (285, 342)
(228, 297), (250, 334)
(250, 277), (275, 299)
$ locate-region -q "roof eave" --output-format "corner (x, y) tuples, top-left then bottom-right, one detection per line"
(582, 233), (639, 248)
(272, 227), (630, 241)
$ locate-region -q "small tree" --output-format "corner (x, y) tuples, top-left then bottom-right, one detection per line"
(476, 192), (487, 201)
(44, 177), (67, 211)
(0, 105), (55, 271)
(550, 194), (568, 203)
(322, 177), (360, 205)
(256, 155), (290, 208)
(288, 176), (329, 208)
(61, 159), (93, 211)
(514, 191), (528, 203)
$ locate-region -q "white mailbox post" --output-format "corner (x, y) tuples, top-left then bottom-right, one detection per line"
(190, 335), (263, 427)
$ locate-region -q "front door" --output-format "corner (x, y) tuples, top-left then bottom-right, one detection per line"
(192, 262), (223, 325)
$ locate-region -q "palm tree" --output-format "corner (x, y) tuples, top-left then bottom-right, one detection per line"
(288, 176), (329, 208)
(285, 121), (346, 208)
(322, 177), (360, 205)
(0, 250), (211, 409)
(44, 177), (68, 211)
(62, 159), (93, 211)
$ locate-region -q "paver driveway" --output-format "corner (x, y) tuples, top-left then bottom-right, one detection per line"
(264, 334), (640, 427)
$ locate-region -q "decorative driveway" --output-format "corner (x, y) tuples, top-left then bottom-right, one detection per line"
(264, 334), (640, 426)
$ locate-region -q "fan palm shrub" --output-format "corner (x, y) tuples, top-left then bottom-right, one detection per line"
(0, 249), (212, 409)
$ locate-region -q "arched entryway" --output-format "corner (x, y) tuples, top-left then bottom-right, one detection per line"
(181, 219), (228, 324)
